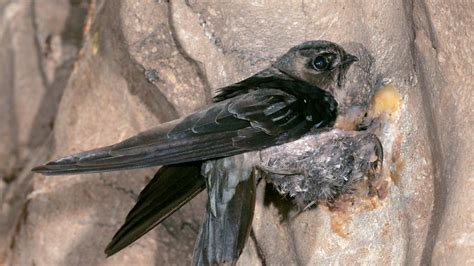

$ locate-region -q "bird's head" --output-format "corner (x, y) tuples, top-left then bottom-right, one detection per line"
(273, 40), (358, 101)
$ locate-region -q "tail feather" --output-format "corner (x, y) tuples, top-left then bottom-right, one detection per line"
(193, 158), (257, 265)
(105, 162), (205, 256)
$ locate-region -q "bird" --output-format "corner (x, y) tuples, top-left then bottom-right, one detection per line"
(190, 130), (383, 265)
(33, 40), (360, 264)
(261, 129), (383, 210)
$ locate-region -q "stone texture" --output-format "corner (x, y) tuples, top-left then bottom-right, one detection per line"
(0, 0), (471, 265)
(0, 0), (88, 262)
(413, 1), (473, 264)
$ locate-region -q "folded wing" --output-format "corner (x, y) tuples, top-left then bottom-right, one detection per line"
(32, 88), (314, 175)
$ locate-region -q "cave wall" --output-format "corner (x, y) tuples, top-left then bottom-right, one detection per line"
(0, 0), (472, 265)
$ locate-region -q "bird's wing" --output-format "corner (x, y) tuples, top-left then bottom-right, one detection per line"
(193, 156), (257, 265)
(105, 163), (205, 256)
(33, 88), (319, 175)
(213, 67), (295, 101)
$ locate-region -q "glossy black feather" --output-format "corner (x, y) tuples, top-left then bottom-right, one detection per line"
(105, 163), (205, 256)
(32, 83), (336, 175)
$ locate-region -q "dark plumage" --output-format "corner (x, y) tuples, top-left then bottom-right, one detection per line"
(33, 40), (362, 264)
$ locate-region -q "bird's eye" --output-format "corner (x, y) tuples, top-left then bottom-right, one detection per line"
(312, 55), (331, 71)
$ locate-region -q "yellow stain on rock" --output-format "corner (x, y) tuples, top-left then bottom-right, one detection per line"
(370, 85), (402, 117)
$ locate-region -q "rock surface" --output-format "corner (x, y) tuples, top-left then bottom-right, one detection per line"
(0, 0), (472, 265)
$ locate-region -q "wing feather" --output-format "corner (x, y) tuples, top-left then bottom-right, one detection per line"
(33, 85), (335, 175)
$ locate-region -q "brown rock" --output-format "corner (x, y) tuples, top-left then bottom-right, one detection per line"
(0, 0), (471, 265)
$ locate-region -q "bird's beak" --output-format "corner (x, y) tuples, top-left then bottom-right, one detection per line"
(340, 54), (359, 67)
